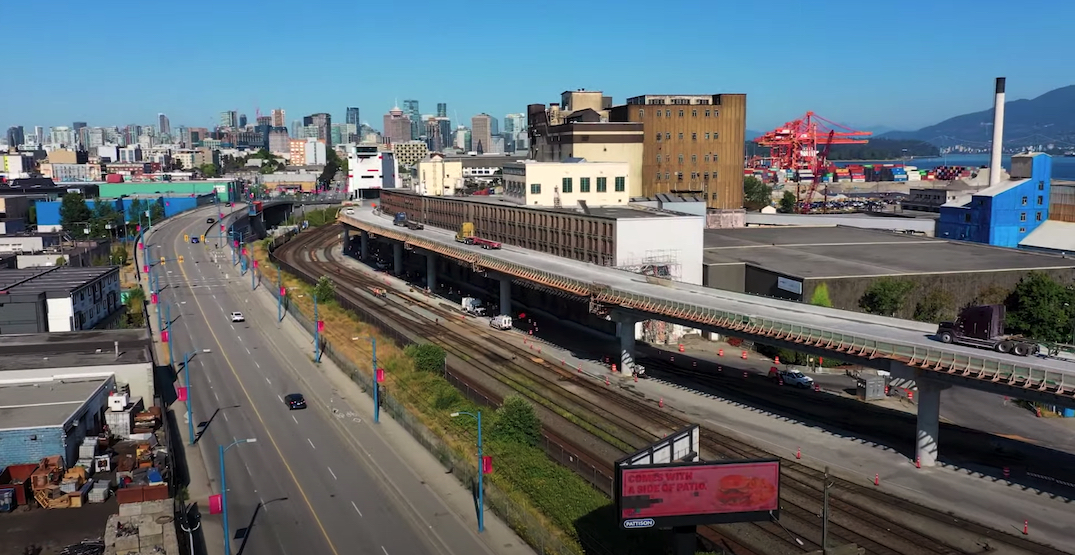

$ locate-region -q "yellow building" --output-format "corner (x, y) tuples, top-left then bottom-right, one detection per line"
(502, 159), (630, 207)
(418, 153), (464, 196)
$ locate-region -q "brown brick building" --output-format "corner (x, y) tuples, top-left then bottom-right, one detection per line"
(610, 94), (746, 210)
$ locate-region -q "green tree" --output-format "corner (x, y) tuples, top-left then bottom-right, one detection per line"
(171, 158), (184, 171)
(312, 275), (335, 301)
(199, 163), (220, 178)
(492, 395), (542, 447)
(55, 256), (67, 266)
(970, 284), (1010, 308)
(809, 283), (833, 307)
(124, 288), (146, 328)
(319, 150), (343, 188)
(913, 289), (954, 323)
(111, 246), (129, 266)
(148, 201), (165, 223)
(403, 343), (446, 374)
(742, 176), (772, 211)
(1004, 272), (1075, 342)
(858, 278), (915, 316)
(91, 201), (122, 238)
(778, 191), (796, 213)
(59, 192), (93, 238)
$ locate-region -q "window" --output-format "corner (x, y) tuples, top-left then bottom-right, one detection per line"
(713, 132), (719, 139)
(678, 110), (684, 117)
(655, 172), (661, 181)
(704, 154), (710, 162)
(664, 172), (669, 180)
(964, 213), (972, 223)
(597, 177), (607, 192)
(678, 132), (684, 140)
(1020, 212), (1027, 222)
(691, 154), (697, 163)
(656, 110), (661, 117)
(638, 109), (644, 118)
(561, 177), (572, 193)
(705, 110), (710, 117)
(656, 154), (662, 163)
(678, 154), (684, 163)
(656, 133), (662, 142)
(665, 110), (671, 118)
(704, 172), (709, 180)
(530, 183), (541, 194)
(1038, 195), (1044, 205)
(713, 109), (719, 116)
(1039, 181), (1044, 190)
(691, 172), (698, 179)
(1036, 212), (1042, 221)
(691, 132), (697, 140)
(580, 177), (591, 193)
(704, 133), (710, 140)
(665, 132), (671, 139)
(713, 154), (719, 162)
(692, 109), (698, 117)
(1020, 227), (1026, 233)
(677, 172), (683, 180)
(1022, 196), (1027, 205)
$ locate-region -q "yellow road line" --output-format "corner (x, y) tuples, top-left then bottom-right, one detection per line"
(173, 215), (342, 555)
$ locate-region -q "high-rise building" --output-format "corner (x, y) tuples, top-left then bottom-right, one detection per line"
(73, 121), (87, 135)
(436, 103), (447, 118)
(6, 126), (24, 147)
(470, 114), (492, 154)
(158, 113), (170, 135)
(453, 126), (471, 151)
(490, 116), (499, 137)
(34, 126), (45, 146)
(503, 113), (526, 152)
(256, 116), (272, 127)
(268, 128), (291, 154)
(437, 118), (452, 152)
(291, 120), (303, 138)
(383, 107), (411, 144)
(402, 100), (420, 140)
(220, 110), (238, 128)
(303, 113), (332, 148)
(239, 114), (248, 127)
(346, 107), (360, 127)
(49, 126), (75, 146)
(271, 108), (286, 128)
(610, 93), (747, 210)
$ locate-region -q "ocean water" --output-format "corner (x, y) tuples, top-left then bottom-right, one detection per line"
(834, 154), (1075, 180)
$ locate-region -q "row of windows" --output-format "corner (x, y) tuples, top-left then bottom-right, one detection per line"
(655, 171), (718, 181)
(961, 211), (1043, 223)
(1021, 195), (1045, 206)
(642, 98), (710, 105)
(657, 153), (720, 164)
(640, 108), (718, 117)
(655, 132), (720, 141)
(531, 176), (626, 195)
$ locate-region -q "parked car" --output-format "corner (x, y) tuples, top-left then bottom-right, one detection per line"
(207, 217), (216, 224)
(284, 393), (307, 410)
(768, 368), (814, 388)
(230, 312), (245, 322)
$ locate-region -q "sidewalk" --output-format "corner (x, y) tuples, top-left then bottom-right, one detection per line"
(140, 225), (225, 555)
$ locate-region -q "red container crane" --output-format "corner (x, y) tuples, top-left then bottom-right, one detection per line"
(753, 112), (871, 172)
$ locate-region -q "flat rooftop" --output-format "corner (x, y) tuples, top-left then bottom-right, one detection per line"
(0, 266), (117, 296)
(387, 189), (687, 219)
(0, 329), (153, 371)
(0, 377), (108, 429)
(703, 226), (1075, 279)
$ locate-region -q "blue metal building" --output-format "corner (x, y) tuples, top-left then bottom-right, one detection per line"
(937, 153), (1052, 248)
(34, 194), (215, 230)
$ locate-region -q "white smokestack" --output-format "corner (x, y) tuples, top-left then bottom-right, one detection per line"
(989, 77), (1006, 186)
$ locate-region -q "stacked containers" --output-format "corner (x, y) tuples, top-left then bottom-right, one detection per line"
(892, 166), (908, 182)
(906, 166), (921, 181)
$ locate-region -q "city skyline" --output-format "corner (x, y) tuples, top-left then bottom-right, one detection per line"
(3, 0), (1073, 133)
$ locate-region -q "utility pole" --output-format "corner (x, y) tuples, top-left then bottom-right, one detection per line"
(822, 466), (831, 553)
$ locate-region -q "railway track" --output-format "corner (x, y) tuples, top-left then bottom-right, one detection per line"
(274, 223), (1067, 555)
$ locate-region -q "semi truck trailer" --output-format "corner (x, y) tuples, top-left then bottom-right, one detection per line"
(935, 304), (1038, 356)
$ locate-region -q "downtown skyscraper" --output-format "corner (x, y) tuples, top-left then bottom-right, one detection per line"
(346, 107), (360, 127)
(402, 100), (420, 140)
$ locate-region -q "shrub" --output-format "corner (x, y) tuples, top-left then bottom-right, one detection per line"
(404, 343), (446, 374)
(492, 395), (542, 447)
(312, 275), (335, 301)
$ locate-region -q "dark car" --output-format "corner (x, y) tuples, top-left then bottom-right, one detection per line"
(207, 217), (215, 224)
(284, 393), (307, 410)
(191, 237), (200, 244)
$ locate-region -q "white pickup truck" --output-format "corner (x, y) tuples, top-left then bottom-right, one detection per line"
(489, 315), (513, 330)
(768, 368), (814, 388)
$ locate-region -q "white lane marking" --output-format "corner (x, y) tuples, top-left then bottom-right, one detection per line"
(265, 377), (271, 385)
(327, 467), (337, 480)
(307, 438), (316, 449)
(237, 335), (243, 342)
(223, 412), (229, 422)
(277, 395), (283, 403)
(254, 361), (261, 368)
(351, 501), (363, 517)
(206, 375), (212, 384)
(214, 391), (220, 401)
(292, 415), (298, 424)
(246, 347), (252, 355)
(381, 547), (389, 555)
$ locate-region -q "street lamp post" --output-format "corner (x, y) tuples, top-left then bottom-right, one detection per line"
(220, 438), (257, 555)
(276, 265), (283, 322)
(165, 303), (174, 369)
(313, 294), (321, 363)
(183, 351), (196, 445)
(369, 337), (379, 423)
(449, 411), (484, 533)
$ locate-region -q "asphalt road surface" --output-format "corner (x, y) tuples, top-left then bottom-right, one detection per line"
(148, 206), (500, 555)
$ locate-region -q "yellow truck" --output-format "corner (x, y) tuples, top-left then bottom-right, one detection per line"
(455, 222), (475, 244)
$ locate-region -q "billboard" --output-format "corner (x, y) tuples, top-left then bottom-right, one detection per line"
(617, 460), (780, 529)
(614, 426), (779, 529)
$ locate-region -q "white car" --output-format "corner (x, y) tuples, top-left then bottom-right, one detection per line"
(230, 312), (245, 323)
(345, 208), (355, 215)
(769, 368), (814, 388)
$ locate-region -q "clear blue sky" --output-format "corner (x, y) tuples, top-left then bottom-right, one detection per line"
(3, 0), (1072, 135)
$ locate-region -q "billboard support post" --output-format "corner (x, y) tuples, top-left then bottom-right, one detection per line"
(672, 526), (696, 555)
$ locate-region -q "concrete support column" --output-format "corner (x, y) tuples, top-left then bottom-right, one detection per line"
(392, 242), (403, 275)
(915, 378), (947, 467)
(611, 311), (638, 376)
(340, 229), (350, 253)
(426, 252), (437, 291)
(498, 275), (512, 316)
(359, 231), (369, 261)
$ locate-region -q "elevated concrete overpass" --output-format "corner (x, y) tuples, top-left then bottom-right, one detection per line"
(337, 206), (1075, 467)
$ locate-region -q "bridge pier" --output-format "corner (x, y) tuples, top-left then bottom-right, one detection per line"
(611, 311), (639, 376)
(915, 377), (949, 468)
(392, 242), (403, 275)
(498, 275), (512, 316)
(359, 231), (369, 261)
(426, 252), (437, 291)
(340, 229), (350, 254)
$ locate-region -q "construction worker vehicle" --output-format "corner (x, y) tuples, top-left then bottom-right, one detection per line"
(935, 304), (1039, 356)
(455, 222), (501, 249)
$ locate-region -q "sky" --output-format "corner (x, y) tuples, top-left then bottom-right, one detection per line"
(3, 0), (1073, 136)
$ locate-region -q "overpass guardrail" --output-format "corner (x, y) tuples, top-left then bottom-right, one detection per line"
(343, 215), (1075, 402)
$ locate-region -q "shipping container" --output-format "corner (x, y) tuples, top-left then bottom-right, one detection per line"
(105, 174), (124, 183)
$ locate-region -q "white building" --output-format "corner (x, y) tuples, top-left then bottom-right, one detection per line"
(118, 146), (143, 163)
(347, 145), (400, 195)
(0, 154), (30, 179)
(304, 138), (327, 165)
(97, 145), (120, 163)
(0, 266), (122, 332)
(418, 153), (463, 196)
(48, 126), (75, 147)
(502, 159), (630, 207)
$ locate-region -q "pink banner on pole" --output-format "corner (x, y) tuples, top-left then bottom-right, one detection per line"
(209, 494), (223, 514)
(177, 387), (187, 402)
(253, 260), (258, 268)
(161, 330), (169, 343)
(143, 265), (148, 274)
(376, 368), (385, 383)
(317, 321), (325, 333)
(482, 456), (493, 474)
(280, 286), (286, 296)
(138, 242), (144, 250)
(151, 293), (158, 305)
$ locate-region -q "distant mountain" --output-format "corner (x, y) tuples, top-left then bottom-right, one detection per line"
(881, 84), (1075, 147)
(860, 125), (902, 135)
(746, 129), (762, 140)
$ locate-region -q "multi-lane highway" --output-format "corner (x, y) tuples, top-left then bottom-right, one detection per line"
(147, 205), (514, 555)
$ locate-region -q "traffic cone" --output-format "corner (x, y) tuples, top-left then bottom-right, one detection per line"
(717, 365), (722, 372)
(796, 447), (801, 459)
(678, 344), (685, 353)
(634, 374), (638, 383)
(743, 371), (748, 379)
(741, 351), (748, 360)
(915, 457), (921, 469)
(605, 376), (610, 386)
(718, 349), (724, 357)
(778, 379), (784, 386)
(577, 364), (582, 373)
(774, 356), (780, 364)
(814, 383), (820, 392)
(1003, 467), (1010, 479)
(1023, 520), (1028, 535)
(874, 473), (880, 486)
(658, 398), (664, 408)
(692, 361), (697, 367)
